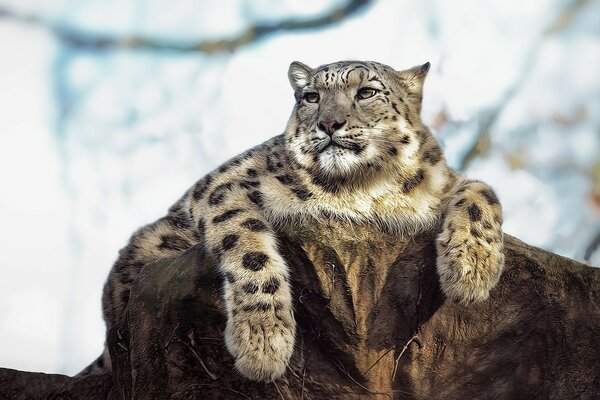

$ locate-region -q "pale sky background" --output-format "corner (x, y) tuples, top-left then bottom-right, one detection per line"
(0, 0), (599, 375)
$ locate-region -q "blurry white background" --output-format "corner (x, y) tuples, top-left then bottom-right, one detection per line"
(0, 0), (598, 375)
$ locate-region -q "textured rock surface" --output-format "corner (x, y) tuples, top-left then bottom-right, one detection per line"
(1, 227), (599, 399)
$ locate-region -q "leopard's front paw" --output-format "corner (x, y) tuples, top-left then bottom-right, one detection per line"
(225, 304), (296, 381)
(436, 238), (504, 304)
(437, 183), (504, 304)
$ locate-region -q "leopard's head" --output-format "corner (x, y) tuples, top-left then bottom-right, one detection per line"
(284, 60), (431, 187)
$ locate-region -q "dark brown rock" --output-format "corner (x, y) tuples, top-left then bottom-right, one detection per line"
(1, 227), (599, 399)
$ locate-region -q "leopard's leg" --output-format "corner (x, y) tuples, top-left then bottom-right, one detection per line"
(195, 183), (295, 382)
(436, 179), (504, 304)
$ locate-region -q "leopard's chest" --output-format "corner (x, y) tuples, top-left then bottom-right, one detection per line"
(260, 175), (441, 236)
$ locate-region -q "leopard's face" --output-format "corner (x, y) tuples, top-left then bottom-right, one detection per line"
(285, 60), (430, 185)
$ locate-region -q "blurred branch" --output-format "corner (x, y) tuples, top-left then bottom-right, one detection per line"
(458, 0), (590, 171)
(0, 0), (372, 53)
(544, 0), (589, 35)
(585, 232), (600, 263)
(458, 110), (494, 172)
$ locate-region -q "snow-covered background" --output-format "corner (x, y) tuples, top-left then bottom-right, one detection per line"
(0, 0), (598, 375)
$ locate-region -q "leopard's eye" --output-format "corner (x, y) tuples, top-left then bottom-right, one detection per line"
(357, 87), (377, 100)
(304, 92), (320, 103)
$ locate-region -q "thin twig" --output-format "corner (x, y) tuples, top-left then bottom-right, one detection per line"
(273, 380), (286, 400)
(301, 344), (309, 400)
(186, 343), (218, 380)
(163, 322), (180, 350)
(330, 354), (392, 400)
(194, 336), (224, 341)
(391, 335), (419, 383)
(362, 347), (394, 375)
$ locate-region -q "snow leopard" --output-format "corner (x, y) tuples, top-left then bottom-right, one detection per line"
(94, 60), (504, 382)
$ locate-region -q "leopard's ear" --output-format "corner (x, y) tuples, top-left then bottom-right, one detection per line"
(288, 61), (313, 91)
(396, 62), (430, 95)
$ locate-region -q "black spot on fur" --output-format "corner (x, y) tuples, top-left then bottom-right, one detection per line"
(416, 130), (429, 147)
(192, 175), (213, 201)
(158, 235), (191, 252)
(470, 228), (482, 238)
(241, 218), (267, 232)
(208, 183), (233, 206)
(242, 282), (259, 294)
(480, 189), (500, 205)
(468, 203), (483, 222)
(266, 155), (282, 172)
(402, 169), (425, 193)
(168, 202), (184, 214)
(242, 252), (269, 271)
(388, 147), (398, 156)
(422, 145), (443, 165)
(197, 219), (206, 238)
(221, 234), (239, 251)
(311, 172), (345, 193)
(455, 198), (466, 207)
(212, 209), (243, 223)
(225, 272), (236, 284)
(262, 278), (280, 294)
(167, 214), (192, 230)
(347, 142), (365, 154)
(400, 135), (410, 144)
(276, 174), (297, 185)
(218, 157), (243, 173)
(292, 188), (312, 200)
(239, 180), (261, 189)
(247, 191), (264, 208)
(246, 168), (258, 178)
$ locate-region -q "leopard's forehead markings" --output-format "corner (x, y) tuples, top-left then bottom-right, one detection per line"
(311, 61), (393, 90)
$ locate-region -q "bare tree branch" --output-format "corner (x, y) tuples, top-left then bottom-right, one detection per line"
(458, 0), (589, 171)
(0, 0), (373, 53)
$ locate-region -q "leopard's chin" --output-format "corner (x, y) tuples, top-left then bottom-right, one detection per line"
(316, 149), (363, 178)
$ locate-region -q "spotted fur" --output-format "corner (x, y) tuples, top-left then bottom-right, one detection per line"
(97, 60), (504, 382)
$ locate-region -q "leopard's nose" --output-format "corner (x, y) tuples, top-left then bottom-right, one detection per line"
(318, 120), (346, 136)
